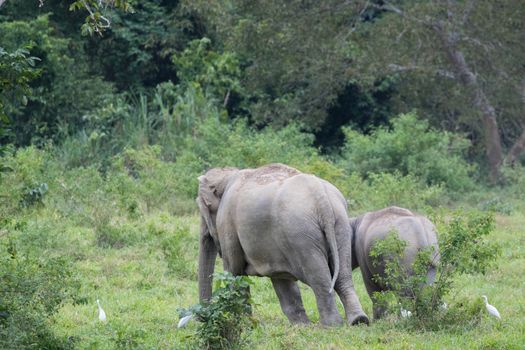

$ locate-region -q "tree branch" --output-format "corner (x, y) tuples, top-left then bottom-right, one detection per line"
(381, 1), (404, 15)
(373, 1), (431, 26)
(433, 21), (503, 181)
(461, 0), (476, 25)
(387, 64), (456, 79)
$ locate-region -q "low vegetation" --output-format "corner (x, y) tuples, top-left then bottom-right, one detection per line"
(1, 119), (524, 348)
(180, 272), (254, 349)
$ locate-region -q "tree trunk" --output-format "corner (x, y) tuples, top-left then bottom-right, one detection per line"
(505, 128), (525, 165)
(505, 81), (525, 165)
(434, 23), (503, 182)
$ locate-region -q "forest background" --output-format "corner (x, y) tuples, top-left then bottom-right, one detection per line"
(1, 1), (524, 349)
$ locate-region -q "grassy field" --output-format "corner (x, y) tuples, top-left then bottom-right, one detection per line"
(26, 207), (522, 350)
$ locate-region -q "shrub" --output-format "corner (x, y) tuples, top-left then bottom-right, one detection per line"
(161, 225), (197, 279)
(0, 147), (49, 216)
(369, 210), (500, 330)
(478, 196), (514, 215)
(181, 272), (254, 350)
(344, 172), (445, 213)
(0, 234), (79, 349)
(173, 115), (318, 198)
(172, 37), (242, 101)
(500, 164), (525, 200)
(341, 113), (475, 193)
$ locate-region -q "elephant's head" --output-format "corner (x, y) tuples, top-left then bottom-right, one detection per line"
(196, 167), (239, 302)
(197, 167), (239, 234)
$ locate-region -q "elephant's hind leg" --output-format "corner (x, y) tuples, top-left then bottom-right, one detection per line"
(361, 267), (386, 320)
(334, 274), (370, 325)
(300, 253), (343, 326)
(271, 278), (310, 325)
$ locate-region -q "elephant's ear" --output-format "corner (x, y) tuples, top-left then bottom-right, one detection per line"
(198, 175), (219, 207)
(197, 175), (217, 237)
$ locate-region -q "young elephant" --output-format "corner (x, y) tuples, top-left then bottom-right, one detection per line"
(349, 206), (439, 319)
(197, 163), (369, 326)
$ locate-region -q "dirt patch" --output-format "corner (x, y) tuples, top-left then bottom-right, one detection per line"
(248, 163), (301, 185)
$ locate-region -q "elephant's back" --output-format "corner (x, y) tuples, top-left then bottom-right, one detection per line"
(361, 213), (437, 272)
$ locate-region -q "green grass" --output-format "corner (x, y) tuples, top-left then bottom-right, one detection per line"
(22, 208), (520, 349)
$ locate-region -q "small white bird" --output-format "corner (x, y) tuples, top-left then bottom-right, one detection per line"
(177, 314), (193, 329)
(96, 299), (107, 322)
(440, 302), (448, 310)
(482, 295), (501, 319)
(400, 307), (412, 318)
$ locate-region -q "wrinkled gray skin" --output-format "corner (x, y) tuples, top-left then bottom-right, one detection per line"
(197, 163), (369, 326)
(350, 206), (439, 319)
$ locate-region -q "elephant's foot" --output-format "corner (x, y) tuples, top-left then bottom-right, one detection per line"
(349, 313), (370, 326)
(320, 313), (344, 327)
(289, 315), (311, 325)
(373, 305), (386, 320)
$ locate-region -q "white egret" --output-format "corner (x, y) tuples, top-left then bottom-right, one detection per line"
(440, 302), (448, 310)
(96, 299), (107, 322)
(400, 307), (412, 318)
(177, 314), (193, 328)
(482, 295), (501, 319)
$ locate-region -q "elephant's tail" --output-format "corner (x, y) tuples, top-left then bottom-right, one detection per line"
(316, 179), (340, 294)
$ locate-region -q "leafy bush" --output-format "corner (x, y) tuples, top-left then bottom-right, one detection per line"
(173, 114), (318, 198)
(0, 234), (79, 349)
(0, 147), (50, 216)
(161, 225), (197, 279)
(500, 164), (525, 200)
(350, 172), (444, 211)
(478, 196), (514, 215)
(369, 210), (500, 330)
(172, 37), (242, 102)
(181, 272), (254, 350)
(341, 113), (475, 193)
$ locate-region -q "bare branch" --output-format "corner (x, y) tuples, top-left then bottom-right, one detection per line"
(82, 0), (96, 19)
(461, 0), (475, 25)
(461, 36), (495, 54)
(374, 0), (433, 27)
(223, 90), (230, 108)
(505, 128), (525, 165)
(446, 0), (455, 22)
(396, 27), (408, 43)
(99, 15), (111, 28)
(387, 64), (456, 79)
(380, 1), (404, 15)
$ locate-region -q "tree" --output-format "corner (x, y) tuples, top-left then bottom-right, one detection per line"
(0, 15), (114, 145)
(0, 47), (40, 149)
(184, 0), (369, 130)
(355, 0), (525, 181)
(0, 0), (133, 35)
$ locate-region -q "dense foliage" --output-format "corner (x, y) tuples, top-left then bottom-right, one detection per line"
(341, 113), (475, 193)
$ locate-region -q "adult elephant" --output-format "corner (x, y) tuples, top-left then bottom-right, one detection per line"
(197, 163), (369, 326)
(349, 206), (439, 319)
